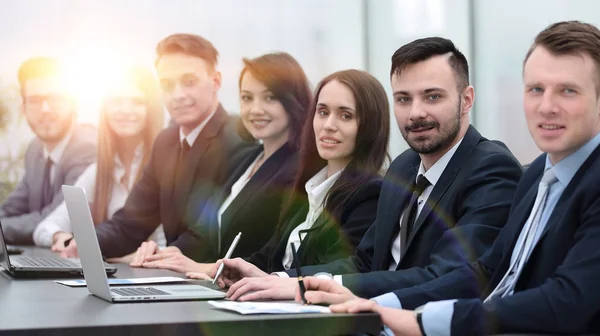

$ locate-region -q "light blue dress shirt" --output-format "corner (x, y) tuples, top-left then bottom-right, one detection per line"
(372, 131), (600, 336)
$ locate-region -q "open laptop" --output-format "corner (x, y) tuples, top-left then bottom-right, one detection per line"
(0, 220), (117, 278)
(62, 185), (226, 302)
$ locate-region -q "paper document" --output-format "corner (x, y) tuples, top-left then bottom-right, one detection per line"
(55, 276), (189, 287)
(208, 300), (331, 315)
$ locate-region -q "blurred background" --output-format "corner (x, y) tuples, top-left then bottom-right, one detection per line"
(1, 0), (600, 199)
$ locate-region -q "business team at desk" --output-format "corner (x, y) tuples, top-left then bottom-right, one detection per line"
(1, 20), (600, 336)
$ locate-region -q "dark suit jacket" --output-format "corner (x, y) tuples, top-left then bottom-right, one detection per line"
(0, 124), (97, 244)
(95, 105), (250, 259)
(247, 175), (382, 273)
(187, 142), (299, 262)
(395, 144), (600, 335)
(287, 126), (523, 299)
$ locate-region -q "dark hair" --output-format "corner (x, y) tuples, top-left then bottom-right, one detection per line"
(281, 69), (390, 229)
(238, 52), (312, 149)
(18, 57), (62, 97)
(155, 33), (219, 70)
(524, 20), (600, 95)
(390, 37), (469, 91)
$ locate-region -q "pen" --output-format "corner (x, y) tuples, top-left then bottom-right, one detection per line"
(213, 232), (242, 284)
(291, 242), (310, 305)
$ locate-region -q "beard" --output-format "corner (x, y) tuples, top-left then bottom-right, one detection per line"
(402, 100), (462, 154)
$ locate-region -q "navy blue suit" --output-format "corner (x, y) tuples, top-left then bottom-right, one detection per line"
(286, 126), (523, 299)
(394, 143), (600, 335)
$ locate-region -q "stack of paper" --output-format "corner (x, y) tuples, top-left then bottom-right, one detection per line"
(208, 300), (331, 315)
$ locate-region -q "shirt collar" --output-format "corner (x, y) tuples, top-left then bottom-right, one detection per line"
(43, 129), (73, 164)
(305, 167), (344, 208)
(113, 144), (145, 186)
(114, 143), (144, 169)
(417, 137), (463, 186)
(179, 107), (218, 147)
(544, 131), (600, 186)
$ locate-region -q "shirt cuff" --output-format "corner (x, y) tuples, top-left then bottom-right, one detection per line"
(421, 300), (457, 336)
(33, 226), (60, 247)
(273, 272), (289, 278)
(371, 292), (402, 309)
(333, 275), (343, 285)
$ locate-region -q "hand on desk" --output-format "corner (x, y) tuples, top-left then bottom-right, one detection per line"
(141, 249), (211, 274)
(59, 239), (79, 258)
(225, 276), (298, 301)
(294, 276), (358, 305)
(51, 232), (73, 252)
(295, 277), (421, 336)
(206, 258), (268, 289)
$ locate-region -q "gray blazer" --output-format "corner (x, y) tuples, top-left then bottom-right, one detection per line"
(0, 124), (97, 244)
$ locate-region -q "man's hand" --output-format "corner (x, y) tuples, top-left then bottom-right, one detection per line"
(60, 239), (79, 258)
(294, 276), (358, 305)
(142, 251), (209, 274)
(329, 298), (422, 336)
(208, 258), (268, 289)
(129, 241), (180, 267)
(226, 276), (297, 301)
(51, 232), (73, 252)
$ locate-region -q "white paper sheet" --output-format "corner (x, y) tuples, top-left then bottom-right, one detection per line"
(208, 300), (331, 315)
(55, 276), (189, 287)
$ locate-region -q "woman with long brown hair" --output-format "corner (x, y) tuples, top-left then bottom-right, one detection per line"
(188, 69), (391, 301)
(33, 66), (165, 255)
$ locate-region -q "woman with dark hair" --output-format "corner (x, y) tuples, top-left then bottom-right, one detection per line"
(188, 69), (390, 301)
(141, 52), (312, 271)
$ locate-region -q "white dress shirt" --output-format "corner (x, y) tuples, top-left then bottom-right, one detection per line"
(281, 167), (343, 270)
(387, 138), (463, 270)
(33, 145), (167, 248)
(216, 151), (264, 253)
(179, 108), (217, 147)
(42, 131), (73, 184)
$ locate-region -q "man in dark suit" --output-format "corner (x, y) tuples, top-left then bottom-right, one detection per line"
(61, 34), (249, 262)
(0, 57), (96, 245)
(306, 21), (600, 336)
(206, 38), (522, 301)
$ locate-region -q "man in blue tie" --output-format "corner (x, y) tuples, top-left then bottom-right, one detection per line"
(299, 20), (600, 336)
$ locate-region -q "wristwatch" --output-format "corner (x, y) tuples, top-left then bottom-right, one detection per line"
(414, 306), (427, 336)
(314, 272), (334, 280)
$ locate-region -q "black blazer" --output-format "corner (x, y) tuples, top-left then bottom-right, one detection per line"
(394, 143), (600, 335)
(95, 105), (251, 259)
(187, 143), (299, 262)
(247, 175), (382, 273)
(288, 126), (523, 299)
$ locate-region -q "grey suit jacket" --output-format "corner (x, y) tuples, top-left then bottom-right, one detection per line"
(0, 124), (97, 244)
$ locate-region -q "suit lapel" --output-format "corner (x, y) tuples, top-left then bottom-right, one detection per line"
(374, 155), (419, 270)
(401, 126), (483, 262)
(171, 105), (228, 224)
(220, 144), (293, 235)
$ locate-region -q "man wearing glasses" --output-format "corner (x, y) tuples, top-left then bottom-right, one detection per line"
(0, 57), (96, 245)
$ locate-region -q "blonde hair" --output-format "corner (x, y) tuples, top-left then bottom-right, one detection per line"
(91, 66), (164, 224)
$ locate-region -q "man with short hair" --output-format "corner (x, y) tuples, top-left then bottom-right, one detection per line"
(305, 21), (600, 336)
(0, 57), (96, 245)
(61, 34), (249, 262)
(210, 37), (523, 302)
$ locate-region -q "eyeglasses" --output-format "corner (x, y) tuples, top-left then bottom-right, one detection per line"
(23, 94), (69, 111)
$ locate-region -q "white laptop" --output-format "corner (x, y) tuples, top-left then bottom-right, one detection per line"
(62, 185), (226, 302)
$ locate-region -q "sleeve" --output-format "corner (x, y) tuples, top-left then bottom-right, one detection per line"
(0, 145), (94, 245)
(94, 142), (162, 258)
(341, 151), (522, 299)
(33, 164), (97, 247)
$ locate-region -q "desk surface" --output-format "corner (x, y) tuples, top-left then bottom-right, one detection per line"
(0, 247), (381, 335)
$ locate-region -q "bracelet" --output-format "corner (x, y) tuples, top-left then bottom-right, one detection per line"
(415, 311), (427, 336)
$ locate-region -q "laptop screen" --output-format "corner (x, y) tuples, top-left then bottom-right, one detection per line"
(0, 220), (13, 272)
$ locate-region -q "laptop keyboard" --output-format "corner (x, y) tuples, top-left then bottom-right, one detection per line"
(13, 256), (80, 268)
(111, 287), (171, 296)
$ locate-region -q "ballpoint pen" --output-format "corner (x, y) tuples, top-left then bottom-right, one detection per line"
(213, 232), (242, 284)
(291, 242), (310, 305)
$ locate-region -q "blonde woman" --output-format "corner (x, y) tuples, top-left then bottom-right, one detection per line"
(33, 66), (166, 258)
